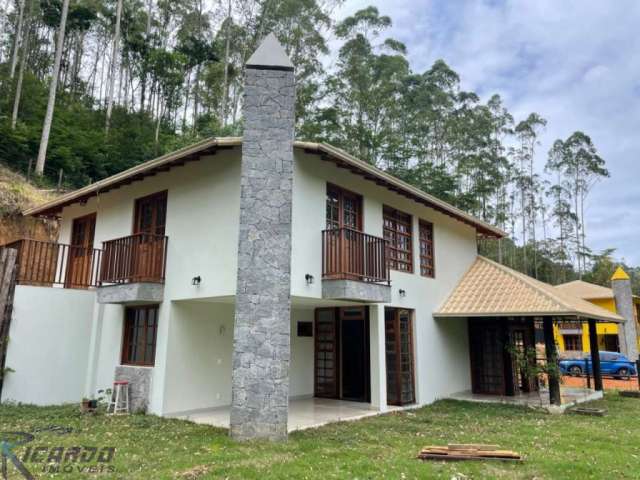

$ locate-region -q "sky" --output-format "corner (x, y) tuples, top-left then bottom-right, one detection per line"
(332, 0), (640, 265)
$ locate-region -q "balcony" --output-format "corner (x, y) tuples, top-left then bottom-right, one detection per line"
(5, 239), (102, 289)
(97, 233), (168, 304)
(321, 228), (391, 303)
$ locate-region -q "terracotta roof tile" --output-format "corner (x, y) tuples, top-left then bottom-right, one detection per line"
(435, 257), (623, 322)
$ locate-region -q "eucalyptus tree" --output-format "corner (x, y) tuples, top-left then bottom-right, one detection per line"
(546, 131), (608, 275)
(513, 113), (546, 275)
(35, 0), (70, 176)
(8, 0), (26, 79)
(328, 6), (409, 166)
(105, 0), (123, 134)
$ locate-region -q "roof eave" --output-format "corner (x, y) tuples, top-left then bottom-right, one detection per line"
(434, 311), (623, 323)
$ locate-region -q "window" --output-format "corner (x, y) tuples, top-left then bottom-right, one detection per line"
(326, 184), (362, 230)
(383, 206), (413, 273)
(563, 334), (581, 351)
(121, 306), (159, 366)
(419, 220), (435, 278)
(134, 191), (167, 235)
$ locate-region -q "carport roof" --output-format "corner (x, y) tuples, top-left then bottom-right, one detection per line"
(434, 256), (624, 323)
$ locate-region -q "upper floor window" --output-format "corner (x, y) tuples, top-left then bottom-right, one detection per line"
(383, 206), (413, 273)
(419, 220), (435, 278)
(121, 305), (159, 366)
(326, 184), (362, 230)
(134, 191), (167, 235)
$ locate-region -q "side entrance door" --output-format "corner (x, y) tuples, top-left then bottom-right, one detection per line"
(66, 213), (96, 288)
(385, 308), (416, 406)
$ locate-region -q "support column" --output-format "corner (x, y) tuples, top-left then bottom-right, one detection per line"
(588, 319), (603, 391)
(230, 34), (295, 441)
(369, 305), (387, 412)
(84, 302), (105, 398)
(543, 317), (561, 405)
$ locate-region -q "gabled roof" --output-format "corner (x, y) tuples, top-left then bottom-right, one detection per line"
(555, 280), (615, 300)
(23, 137), (505, 238)
(435, 256), (624, 323)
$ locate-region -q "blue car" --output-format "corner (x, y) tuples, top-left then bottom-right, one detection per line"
(560, 351), (637, 379)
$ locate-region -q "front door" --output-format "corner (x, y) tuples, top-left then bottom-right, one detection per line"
(66, 213), (96, 288)
(132, 191), (167, 281)
(385, 308), (415, 406)
(340, 307), (370, 402)
(314, 307), (370, 402)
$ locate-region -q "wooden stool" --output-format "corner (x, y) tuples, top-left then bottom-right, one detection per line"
(107, 380), (130, 415)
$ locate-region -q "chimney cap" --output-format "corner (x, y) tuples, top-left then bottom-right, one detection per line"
(612, 266), (630, 281)
(246, 33), (294, 71)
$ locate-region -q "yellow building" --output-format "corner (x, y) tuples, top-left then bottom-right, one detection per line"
(554, 270), (640, 354)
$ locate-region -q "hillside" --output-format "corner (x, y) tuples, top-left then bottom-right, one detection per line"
(0, 164), (59, 245)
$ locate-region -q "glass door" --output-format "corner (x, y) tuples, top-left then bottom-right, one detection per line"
(385, 308), (415, 405)
(315, 308), (339, 398)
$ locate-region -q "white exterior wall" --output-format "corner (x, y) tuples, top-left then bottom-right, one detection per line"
(54, 149), (242, 413)
(9, 146), (479, 410)
(2, 286), (94, 405)
(57, 149), (241, 300)
(291, 150), (476, 403)
(161, 302), (313, 416)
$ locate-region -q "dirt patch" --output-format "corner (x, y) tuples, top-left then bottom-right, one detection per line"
(0, 164), (59, 244)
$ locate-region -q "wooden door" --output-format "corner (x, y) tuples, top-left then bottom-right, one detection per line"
(132, 191), (167, 281)
(385, 308), (415, 406)
(340, 307), (370, 402)
(66, 213), (96, 288)
(326, 184), (363, 278)
(315, 308), (339, 398)
(468, 319), (506, 395)
(508, 320), (538, 394)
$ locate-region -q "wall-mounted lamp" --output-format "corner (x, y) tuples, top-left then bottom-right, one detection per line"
(192, 275), (202, 286)
(398, 289), (406, 297)
(305, 274), (315, 285)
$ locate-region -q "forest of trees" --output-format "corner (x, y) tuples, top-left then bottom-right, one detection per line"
(0, 0), (637, 290)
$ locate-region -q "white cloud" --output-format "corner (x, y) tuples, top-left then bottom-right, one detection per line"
(333, 0), (640, 264)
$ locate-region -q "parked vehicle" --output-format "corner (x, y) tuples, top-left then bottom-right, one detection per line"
(559, 351), (638, 379)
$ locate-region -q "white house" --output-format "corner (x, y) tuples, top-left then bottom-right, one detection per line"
(0, 35), (625, 440)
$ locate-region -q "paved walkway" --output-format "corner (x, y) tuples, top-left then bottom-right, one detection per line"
(174, 398), (403, 432)
(562, 375), (639, 390)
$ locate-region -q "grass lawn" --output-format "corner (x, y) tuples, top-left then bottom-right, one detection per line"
(1, 394), (639, 479)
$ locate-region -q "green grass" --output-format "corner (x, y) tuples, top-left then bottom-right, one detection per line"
(1, 394), (639, 479)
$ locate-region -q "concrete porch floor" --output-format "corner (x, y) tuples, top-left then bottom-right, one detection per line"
(176, 398), (402, 432)
(448, 386), (603, 413)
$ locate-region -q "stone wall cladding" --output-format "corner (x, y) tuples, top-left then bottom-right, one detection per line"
(613, 279), (639, 361)
(114, 365), (152, 413)
(96, 282), (164, 304)
(230, 66), (295, 441)
(322, 279), (392, 303)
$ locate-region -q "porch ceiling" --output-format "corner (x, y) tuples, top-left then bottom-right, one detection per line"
(434, 256), (624, 323)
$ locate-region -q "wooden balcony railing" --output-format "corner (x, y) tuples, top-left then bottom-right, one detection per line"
(322, 228), (390, 284)
(100, 233), (168, 284)
(3, 239), (102, 288)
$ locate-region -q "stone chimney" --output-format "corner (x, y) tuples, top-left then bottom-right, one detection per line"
(611, 266), (639, 361)
(229, 34), (295, 441)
